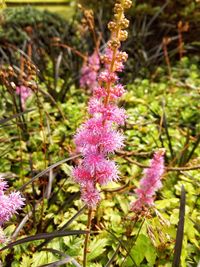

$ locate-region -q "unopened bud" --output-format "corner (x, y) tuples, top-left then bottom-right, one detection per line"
(108, 39), (121, 49)
(119, 30), (128, 41)
(120, 18), (129, 29)
(114, 3), (124, 14)
(117, 51), (128, 62)
(108, 21), (117, 31)
(123, 0), (132, 9)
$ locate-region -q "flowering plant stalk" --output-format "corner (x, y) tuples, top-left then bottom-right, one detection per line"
(73, 0), (132, 266)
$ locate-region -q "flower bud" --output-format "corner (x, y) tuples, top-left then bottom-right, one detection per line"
(117, 51), (128, 62)
(119, 30), (128, 41)
(108, 39), (121, 49)
(120, 18), (129, 29)
(114, 3), (124, 14)
(108, 21), (117, 31)
(123, 0), (132, 9)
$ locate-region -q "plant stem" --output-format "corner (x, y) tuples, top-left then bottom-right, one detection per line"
(83, 207), (93, 267)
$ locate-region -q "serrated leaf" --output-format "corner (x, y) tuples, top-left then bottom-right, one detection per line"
(88, 238), (108, 261)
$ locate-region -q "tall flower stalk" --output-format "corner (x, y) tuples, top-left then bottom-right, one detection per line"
(73, 0), (132, 266)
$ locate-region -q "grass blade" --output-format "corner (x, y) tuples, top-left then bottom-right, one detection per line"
(0, 108), (35, 125)
(19, 154), (81, 191)
(172, 185), (186, 267)
(0, 230), (87, 252)
(105, 243), (121, 267)
(39, 248), (82, 267)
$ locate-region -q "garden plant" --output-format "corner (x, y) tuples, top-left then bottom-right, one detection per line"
(0, 0), (199, 266)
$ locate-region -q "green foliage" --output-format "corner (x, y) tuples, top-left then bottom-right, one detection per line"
(0, 56), (199, 266)
(0, 6), (87, 101)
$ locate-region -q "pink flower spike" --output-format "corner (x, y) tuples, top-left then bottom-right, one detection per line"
(72, 3), (131, 207)
(130, 149), (165, 213)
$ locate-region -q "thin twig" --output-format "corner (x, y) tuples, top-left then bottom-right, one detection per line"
(83, 207), (93, 267)
(125, 157), (200, 171)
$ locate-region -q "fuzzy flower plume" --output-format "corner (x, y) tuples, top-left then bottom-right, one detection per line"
(0, 175), (25, 243)
(80, 51), (100, 90)
(73, 0), (132, 207)
(16, 85), (32, 109)
(130, 149), (165, 213)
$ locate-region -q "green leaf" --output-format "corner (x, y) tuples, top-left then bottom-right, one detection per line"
(130, 234), (157, 266)
(88, 238), (108, 261)
(21, 255), (33, 267)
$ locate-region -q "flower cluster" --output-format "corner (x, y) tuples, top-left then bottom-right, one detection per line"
(130, 149), (165, 213)
(16, 85), (32, 109)
(0, 175), (25, 243)
(73, 0), (132, 207)
(80, 51), (100, 90)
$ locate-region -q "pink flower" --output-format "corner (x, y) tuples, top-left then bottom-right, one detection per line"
(16, 85), (32, 109)
(88, 99), (126, 125)
(98, 70), (118, 84)
(130, 149), (165, 213)
(95, 160), (119, 185)
(103, 49), (128, 72)
(0, 177), (25, 226)
(81, 182), (101, 207)
(73, 165), (93, 185)
(80, 51), (100, 90)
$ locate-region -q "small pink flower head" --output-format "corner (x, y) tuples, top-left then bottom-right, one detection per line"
(93, 86), (107, 99)
(8, 191), (25, 213)
(84, 152), (105, 173)
(103, 49), (128, 72)
(95, 160), (119, 185)
(110, 84), (126, 99)
(81, 182), (101, 207)
(80, 51), (100, 90)
(130, 149), (165, 213)
(16, 85), (32, 109)
(88, 99), (127, 125)
(72, 165), (92, 185)
(102, 105), (127, 125)
(98, 70), (118, 84)
(0, 177), (25, 225)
